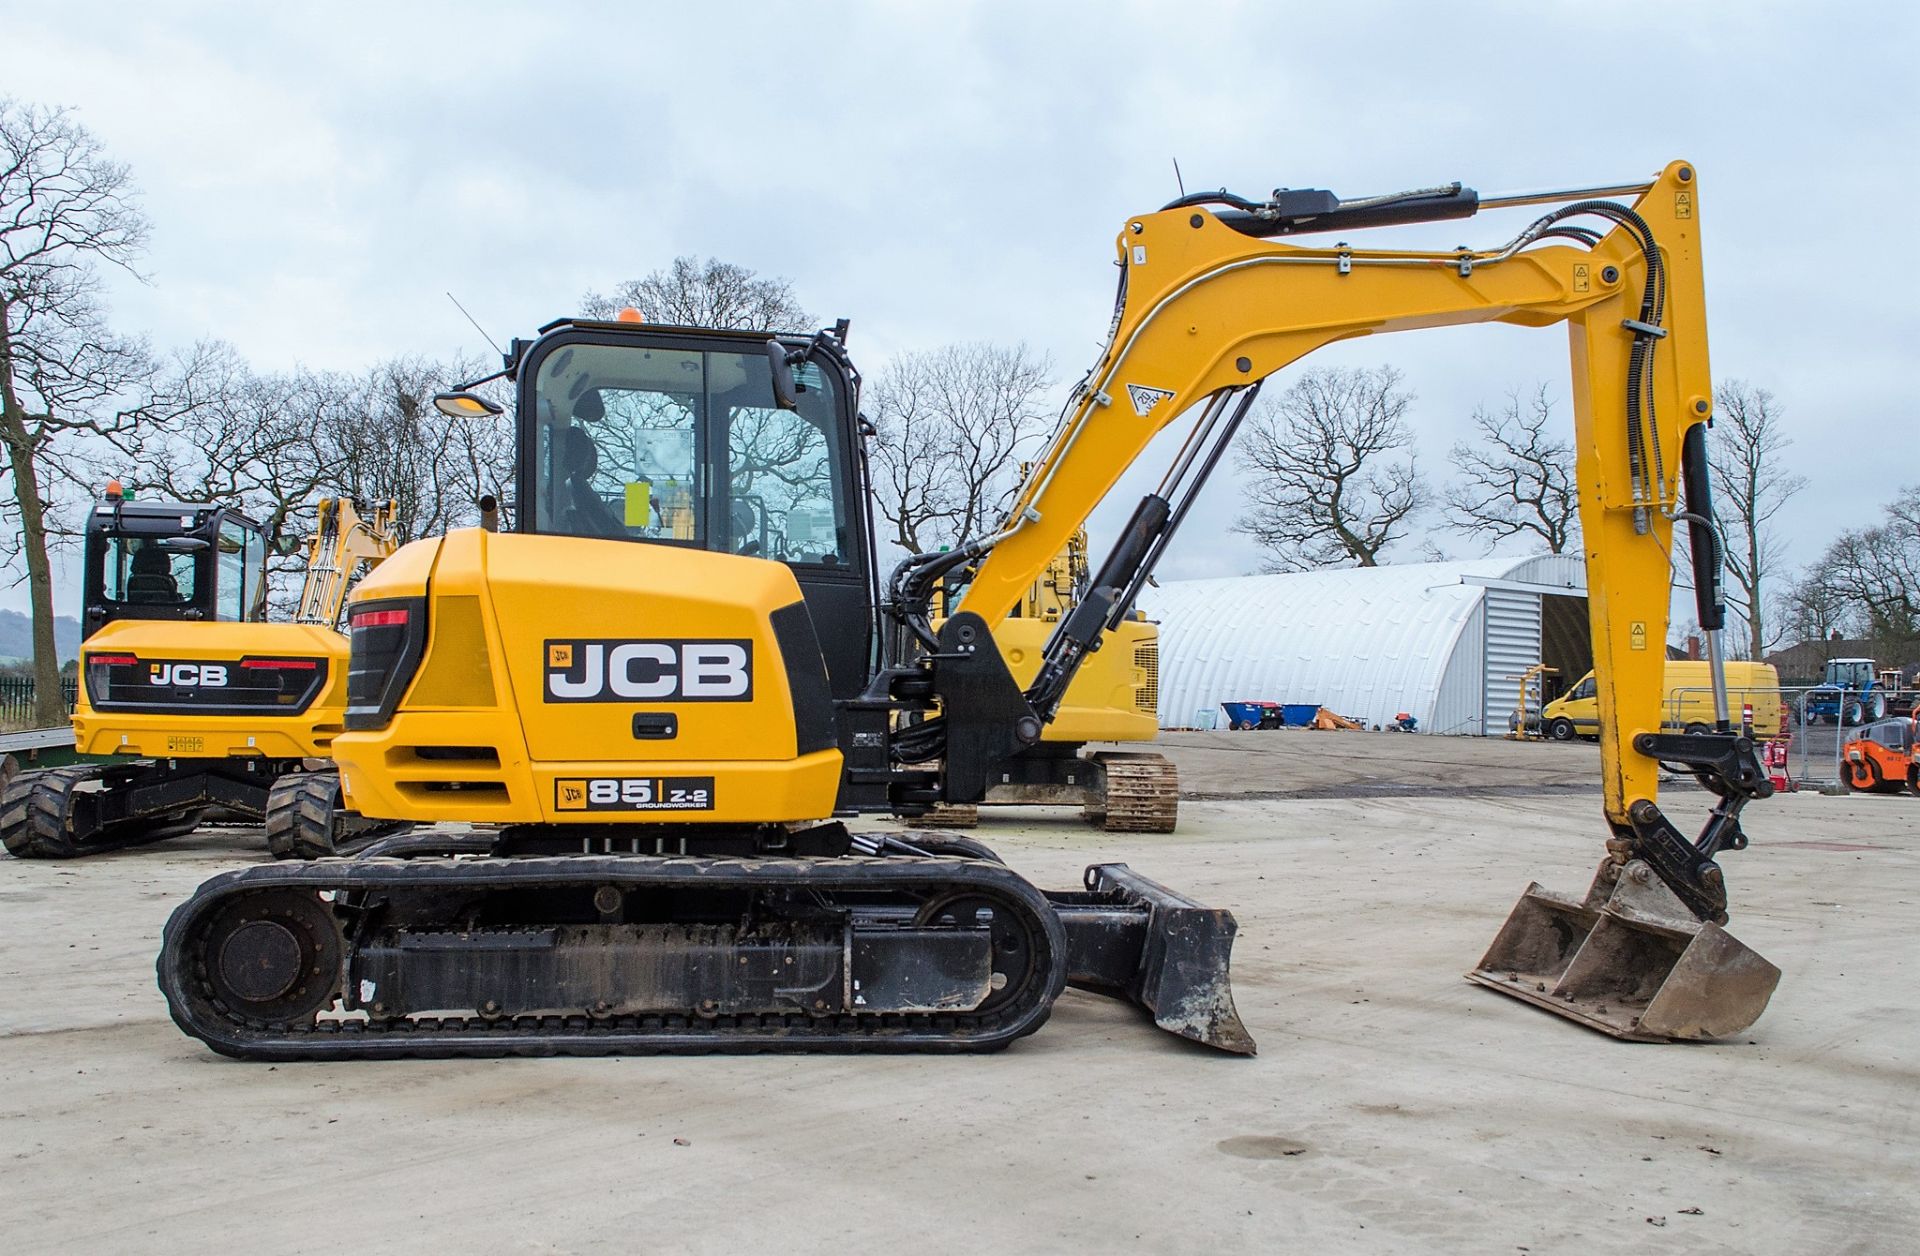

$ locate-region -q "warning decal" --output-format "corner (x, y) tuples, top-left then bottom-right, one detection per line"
(1126, 384), (1175, 417)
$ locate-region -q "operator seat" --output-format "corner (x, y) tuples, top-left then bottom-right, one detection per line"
(124, 545), (181, 603)
(557, 426), (626, 537)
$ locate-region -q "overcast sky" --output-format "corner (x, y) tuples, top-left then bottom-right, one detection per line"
(6, 1), (1916, 620)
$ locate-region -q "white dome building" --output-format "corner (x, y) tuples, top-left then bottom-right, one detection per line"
(1138, 554), (1589, 735)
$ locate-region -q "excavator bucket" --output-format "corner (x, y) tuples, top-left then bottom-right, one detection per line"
(1467, 858), (1779, 1041)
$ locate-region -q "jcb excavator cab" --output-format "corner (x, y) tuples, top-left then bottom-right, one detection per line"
(516, 321), (876, 701)
(510, 321), (1163, 824)
(81, 493), (269, 637)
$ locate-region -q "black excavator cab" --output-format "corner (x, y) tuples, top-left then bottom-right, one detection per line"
(81, 491), (271, 638)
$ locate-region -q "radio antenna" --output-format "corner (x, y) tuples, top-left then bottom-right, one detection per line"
(446, 292), (503, 355)
(1172, 157), (1187, 197)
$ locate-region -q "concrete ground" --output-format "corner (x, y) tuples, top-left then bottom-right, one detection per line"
(1, 737), (1916, 1254)
(1149, 728), (1608, 798)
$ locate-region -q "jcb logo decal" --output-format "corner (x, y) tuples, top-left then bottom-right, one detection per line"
(543, 639), (753, 703)
(149, 663), (228, 687)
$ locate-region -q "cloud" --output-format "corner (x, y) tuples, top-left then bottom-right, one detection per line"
(5, 1), (1916, 615)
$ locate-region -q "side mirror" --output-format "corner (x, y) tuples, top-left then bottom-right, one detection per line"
(766, 341), (802, 412)
(433, 391), (505, 419)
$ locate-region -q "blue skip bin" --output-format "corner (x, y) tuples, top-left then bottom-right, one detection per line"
(1221, 701), (1284, 730)
(1281, 703), (1321, 727)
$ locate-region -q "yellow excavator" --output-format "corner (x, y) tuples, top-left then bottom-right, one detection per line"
(158, 159), (1777, 1059)
(1, 493), (401, 859)
(921, 528), (1174, 830)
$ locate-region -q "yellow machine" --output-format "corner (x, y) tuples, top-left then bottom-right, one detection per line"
(1543, 661), (1783, 742)
(1, 495), (400, 859)
(159, 160), (1779, 1060)
(926, 529), (1173, 830)
(1506, 664), (1559, 740)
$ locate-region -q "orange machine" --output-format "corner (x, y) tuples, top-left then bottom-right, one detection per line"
(1841, 717), (1920, 795)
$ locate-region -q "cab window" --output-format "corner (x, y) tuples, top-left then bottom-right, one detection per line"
(722, 362), (848, 565)
(105, 537), (197, 607)
(530, 339), (850, 567)
(1571, 676), (1597, 701)
(216, 520), (260, 621)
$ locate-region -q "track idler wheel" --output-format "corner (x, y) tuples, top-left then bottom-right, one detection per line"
(915, 890), (1045, 1011)
(195, 889), (344, 1026)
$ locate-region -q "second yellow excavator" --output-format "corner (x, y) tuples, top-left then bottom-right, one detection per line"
(2, 494), (400, 859)
(921, 527), (1174, 831)
(158, 159), (1778, 1059)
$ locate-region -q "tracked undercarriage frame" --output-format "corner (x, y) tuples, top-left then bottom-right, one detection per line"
(158, 827), (1252, 1060)
(0, 761), (397, 860)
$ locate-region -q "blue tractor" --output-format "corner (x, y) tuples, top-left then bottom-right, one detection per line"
(1806, 657), (1888, 726)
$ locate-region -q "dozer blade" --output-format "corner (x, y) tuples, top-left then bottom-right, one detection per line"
(1467, 858), (1779, 1041)
(1049, 863), (1256, 1055)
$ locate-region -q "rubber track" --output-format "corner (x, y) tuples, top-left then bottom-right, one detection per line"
(2, 766), (210, 859)
(0, 767), (86, 858)
(1086, 752), (1179, 833)
(265, 771), (407, 860)
(916, 803), (980, 828)
(159, 853), (1069, 1060)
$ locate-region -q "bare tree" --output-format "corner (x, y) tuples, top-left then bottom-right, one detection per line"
(1442, 385), (1579, 554)
(866, 342), (1054, 553)
(123, 350), (514, 616)
(582, 256), (812, 332)
(1233, 365), (1428, 570)
(321, 354), (515, 544)
(1779, 567), (1852, 652)
(0, 99), (151, 722)
(130, 347), (344, 611)
(1802, 496), (1920, 654)
(1708, 380), (1808, 658)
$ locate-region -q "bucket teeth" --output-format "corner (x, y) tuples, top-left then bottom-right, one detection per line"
(1467, 859), (1779, 1041)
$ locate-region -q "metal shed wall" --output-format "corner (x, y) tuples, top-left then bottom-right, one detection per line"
(1482, 587), (1545, 732)
(1141, 554), (1587, 734)
(1429, 600), (1487, 735)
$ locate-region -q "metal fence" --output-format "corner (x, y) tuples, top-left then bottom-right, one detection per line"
(1665, 685), (1915, 790)
(0, 676), (79, 727)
